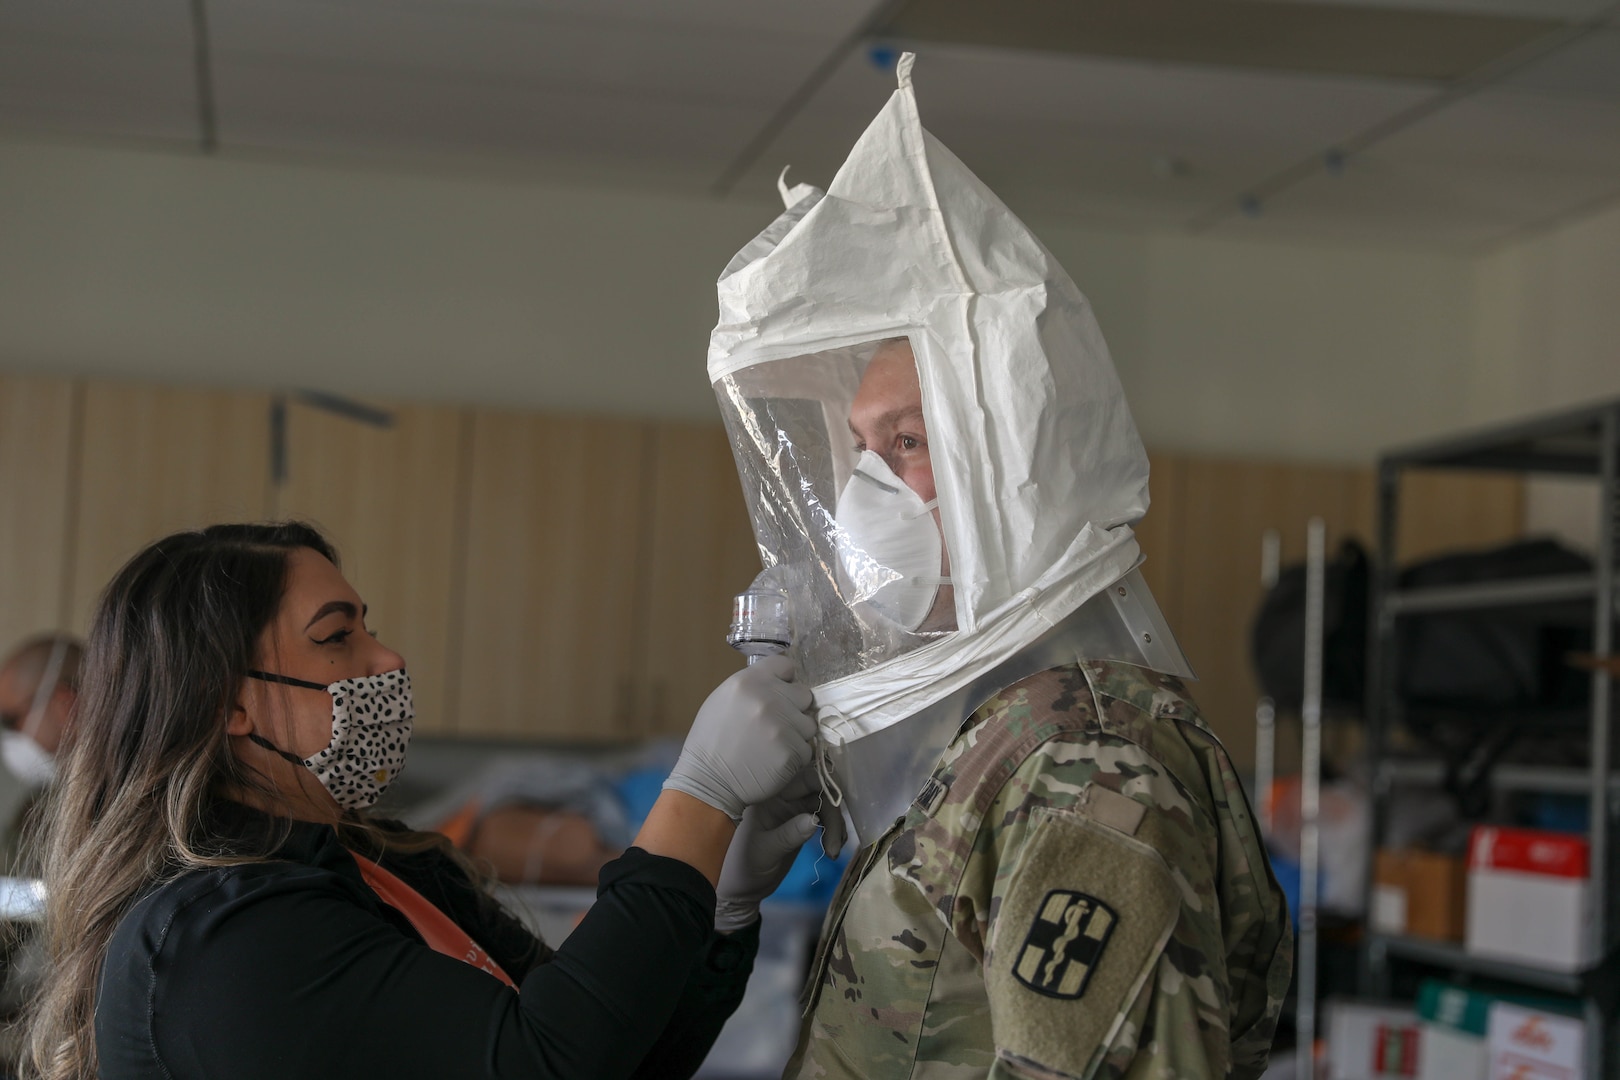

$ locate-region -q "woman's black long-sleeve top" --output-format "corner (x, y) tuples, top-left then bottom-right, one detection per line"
(95, 806), (757, 1079)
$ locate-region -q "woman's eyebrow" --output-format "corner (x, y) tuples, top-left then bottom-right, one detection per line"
(303, 600), (360, 631)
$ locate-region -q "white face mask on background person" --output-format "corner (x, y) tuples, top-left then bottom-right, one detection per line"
(0, 729), (55, 787)
(1, 638), (71, 787)
(834, 450), (950, 632)
(244, 668), (414, 810)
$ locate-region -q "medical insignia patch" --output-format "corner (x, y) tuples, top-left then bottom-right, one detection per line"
(1012, 889), (1115, 1000)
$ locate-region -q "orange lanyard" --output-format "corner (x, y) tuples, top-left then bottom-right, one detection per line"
(351, 852), (518, 989)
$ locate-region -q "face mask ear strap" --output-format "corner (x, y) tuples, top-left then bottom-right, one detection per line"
(245, 669), (331, 692)
(247, 731), (309, 768)
(22, 640), (70, 741)
(814, 731), (845, 808)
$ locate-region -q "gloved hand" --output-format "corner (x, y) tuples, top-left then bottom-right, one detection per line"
(663, 654), (817, 821)
(715, 768), (820, 933)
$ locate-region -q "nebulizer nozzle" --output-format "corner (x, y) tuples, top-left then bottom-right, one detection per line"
(727, 569), (792, 665)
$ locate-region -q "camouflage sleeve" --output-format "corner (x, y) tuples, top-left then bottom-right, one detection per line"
(952, 718), (1290, 1080)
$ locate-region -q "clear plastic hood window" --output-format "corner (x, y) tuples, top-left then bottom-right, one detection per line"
(717, 336), (955, 687)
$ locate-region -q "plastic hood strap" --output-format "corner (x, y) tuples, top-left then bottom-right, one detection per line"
(819, 567), (1191, 848)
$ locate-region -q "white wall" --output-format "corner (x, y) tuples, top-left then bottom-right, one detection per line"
(1470, 199), (1620, 552)
(0, 138), (1486, 462)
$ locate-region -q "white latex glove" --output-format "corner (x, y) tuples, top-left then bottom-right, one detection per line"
(715, 769), (820, 933)
(663, 654), (817, 821)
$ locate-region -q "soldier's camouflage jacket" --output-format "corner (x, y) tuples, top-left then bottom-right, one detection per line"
(787, 659), (1293, 1080)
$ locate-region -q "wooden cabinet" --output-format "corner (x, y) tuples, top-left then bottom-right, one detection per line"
(1174, 458), (1374, 771)
(638, 421), (762, 738)
(1169, 457), (1523, 772)
(271, 399), (466, 735)
(1387, 468), (1524, 564)
(454, 410), (648, 740)
(0, 375), (79, 653)
(0, 372), (1532, 754)
(1136, 451), (1187, 631)
(69, 382), (273, 631)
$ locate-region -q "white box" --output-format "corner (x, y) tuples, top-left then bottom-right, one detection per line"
(1326, 1000), (1419, 1079)
(1418, 1022), (1486, 1080)
(1466, 827), (1592, 972)
(1487, 1003), (1584, 1080)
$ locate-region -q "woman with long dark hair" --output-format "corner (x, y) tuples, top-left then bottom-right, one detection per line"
(24, 523), (819, 1080)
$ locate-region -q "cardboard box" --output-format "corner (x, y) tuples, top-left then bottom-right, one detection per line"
(1415, 981), (1495, 1080)
(1326, 1000), (1420, 1079)
(1466, 827), (1593, 972)
(1372, 849), (1466, 941)
(1487, 1003), (1584, 1080)
(1419, 1024), (1486, 1080)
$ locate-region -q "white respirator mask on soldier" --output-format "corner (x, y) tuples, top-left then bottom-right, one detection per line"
(709, 54), (1193, 849)
(834, 451), (949, 633)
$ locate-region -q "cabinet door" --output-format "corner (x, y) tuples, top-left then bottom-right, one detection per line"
(1136, 450), (1186, 631)
(639, 422), (762, 738)
(272, 399), (466, 735)
(1382, 468), (1523, 564)
(70, 383), (273, 631)
(1174, 458), (1372, 772)
(455, 410), (647, 740)
(0, 375), (79, 652)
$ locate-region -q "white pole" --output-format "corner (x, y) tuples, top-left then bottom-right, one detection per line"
(1256, 529), (1281, 837)
(1298, 518), (1327, 1080)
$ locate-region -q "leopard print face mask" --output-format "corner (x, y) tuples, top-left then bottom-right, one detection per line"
(244, 669), (413, 810)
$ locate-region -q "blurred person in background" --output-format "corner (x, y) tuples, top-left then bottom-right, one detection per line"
(0, 635), (81, 872)
(0, 637), (80, 1080)
(23, 522), (819, 1080)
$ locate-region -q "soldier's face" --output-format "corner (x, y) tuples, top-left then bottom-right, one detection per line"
(847, 340), (955, 631)
(848, 341), (936, 505)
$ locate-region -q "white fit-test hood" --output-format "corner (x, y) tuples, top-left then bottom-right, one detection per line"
(709, 54), (1191, 843)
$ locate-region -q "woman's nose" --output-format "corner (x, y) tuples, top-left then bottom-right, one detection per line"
(366, 636), (407, 675)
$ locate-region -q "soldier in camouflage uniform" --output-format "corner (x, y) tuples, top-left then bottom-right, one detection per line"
(784, 339), (1292, 1079)
(701, 51), (1293, 1080)
(788, 659), (1292, 1079)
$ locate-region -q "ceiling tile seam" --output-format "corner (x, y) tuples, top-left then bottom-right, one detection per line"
(190, 0), (218, 153)
(200, 46), (810, 113)
(1180, 0), (1620, 234)
(709, 0), (911, 197)
(0, 125), (771, 205)
(0, 32), (196, 57)
(255, 0), (856, 46)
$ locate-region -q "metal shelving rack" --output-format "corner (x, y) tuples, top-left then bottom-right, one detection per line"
(1363, 398), (1620, 1077)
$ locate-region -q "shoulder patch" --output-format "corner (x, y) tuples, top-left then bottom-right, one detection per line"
(985, 806), (1179, 1078)
(1013, 890), (1116, 1000)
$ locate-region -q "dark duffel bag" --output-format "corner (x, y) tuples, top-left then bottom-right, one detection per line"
(1251, 539), (1371, 712)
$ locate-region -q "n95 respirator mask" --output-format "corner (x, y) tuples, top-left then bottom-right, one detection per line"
(833, 450), (949, 633)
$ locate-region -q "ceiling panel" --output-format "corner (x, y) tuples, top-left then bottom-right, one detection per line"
(204, 0), (886, 182)
(1497, 26), (1620, 100)
(1252, 0), (1612, 16)
(726, 45), (1433, 224)
(1208, 86), (1620, 248)
(319, 0), (884, 37)
(0, 0), (193, 47)
(881, 0), (1566, 81)
(208, 1), (841, 104)
(211, 56), (771, 189)
(0, 1), (197, 143)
